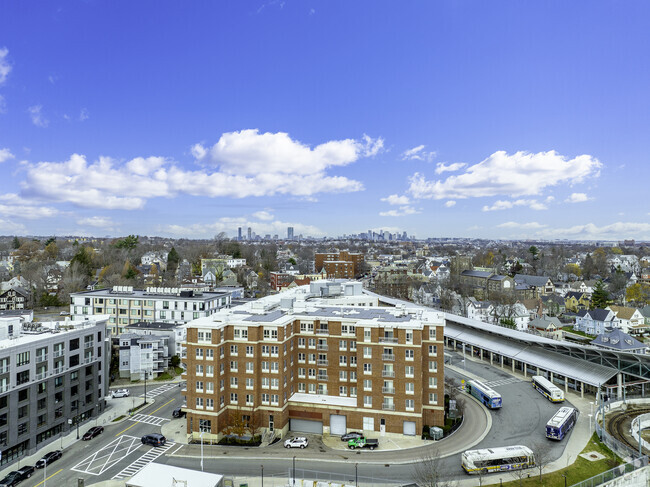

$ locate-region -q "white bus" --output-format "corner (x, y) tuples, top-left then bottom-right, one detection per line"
(462, 445), (535, 474)
(546, 407), (577, 440)
(466, 380), (503, 409)
(532, 375), (564, 402)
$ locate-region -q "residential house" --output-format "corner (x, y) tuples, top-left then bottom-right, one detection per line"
(574, 309), (619, 335)
(529, 315), (563, 339)
(118, 333), (169, 380)
(590, 329), (649, 354)
(565, 291), (591, 312)
(513, 274), (555, 297)
(606, 305), (647, 335)
(541, 294), (566, 316)
(0, 286), (30, 310)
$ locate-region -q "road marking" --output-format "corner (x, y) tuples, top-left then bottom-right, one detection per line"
(484, 377), (525, 387)
(150, 397), (175, 414)
(115, 421), (138, 437)
(34, 468), (63, 486)
(129, 413), (170, 426)
(72, 435), (141, 476)
(112, 441), (176, 479)
(170, 444), (183, 455)
(140, 383), (178, 398)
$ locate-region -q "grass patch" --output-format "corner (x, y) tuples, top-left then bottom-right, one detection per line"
(112, 415), (126, 422)
(563, 326), (596, 339)
(486, 433), (621, 486)
(154, 367), (185, 381)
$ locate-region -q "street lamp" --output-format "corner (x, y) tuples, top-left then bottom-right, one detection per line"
(292, 456), (296, 487)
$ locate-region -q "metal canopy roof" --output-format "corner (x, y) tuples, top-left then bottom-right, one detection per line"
(445, 322), (618, 386)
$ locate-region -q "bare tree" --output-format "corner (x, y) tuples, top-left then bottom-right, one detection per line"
(532, 441), (554, 483)
(413, 449), (456, 487)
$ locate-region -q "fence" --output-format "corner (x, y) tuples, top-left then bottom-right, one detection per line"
(570, 457), (648, 487)
(225, 468), (397, 487)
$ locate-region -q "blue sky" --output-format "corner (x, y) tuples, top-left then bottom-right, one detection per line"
(0, 1), (649, 240)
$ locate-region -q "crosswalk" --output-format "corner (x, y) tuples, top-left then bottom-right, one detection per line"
(112, 441), (176, 479)
(129, 413), (170, 426)
(140, 383), (179, 398)
(483, 377), (525, 388)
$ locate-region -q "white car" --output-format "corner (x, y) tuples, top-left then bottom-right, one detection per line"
(111, 389), (130, 398)
(284, 437), (308, 449)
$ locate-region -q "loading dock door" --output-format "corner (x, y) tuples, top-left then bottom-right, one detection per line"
(330, 414), (347, 435)
(290, 419), (323, 434)
(403, 421), (416, 436)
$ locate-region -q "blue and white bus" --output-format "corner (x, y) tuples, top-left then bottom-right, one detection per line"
(546, 407), (577, 440)
(532, 375), (564, 402)
(467, 380), (502, 409)
(462, 445), (535, 474)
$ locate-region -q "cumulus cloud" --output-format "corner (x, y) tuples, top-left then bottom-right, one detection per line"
(0, 48), (10, 85)
(482, 199), (548, 212)
(379, 206), (420, 217)
(253, 210), (274, 221)
(565, 192), (590, 203)
(0, 148), (14, 163)
(79, 108), (89, 121)
(76, 216), (116, 228)
(444, 200), (456, 208)
(28, 105), (49, 127)
(401, 145), (436, 162)
(0, 193), (60, 219)
(497, 221), (547, 229)
(409, 150), (601, 200)
(535, 222), (650, 240)
(0, 218), (26, 234)
(190, 143), (208, 160)
(381, 194), (410, 206)
(435, 162), (466, 174)
(162, 217), (324, 238)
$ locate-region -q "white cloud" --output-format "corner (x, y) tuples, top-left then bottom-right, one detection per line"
(0, 94), (6, 114)
(497, 221), (547, 229)
(0, 148), (14, 163)
(253, 210), (274, 221)
(482, 199), (548, 212)
(435, 162), (466, 174)
(0, 218), (26, 234)
(381, 194), (410, 206)
(190, 143), (208, 160)
(28, 105), (49, 127)
(565, 192), (590, 203)
(162, 217), (324, 238)
(401, 145), (436, 162)
(0, 203), (59, 220)
(0, 48), (10, 85)
(379, 206), (420, 217)
(535, 222), (650, 240)
(409, 150), (601, 200)
(79, 108), (89, 121)
(444, 200), (456, 208)
(76, 216), (115, 227)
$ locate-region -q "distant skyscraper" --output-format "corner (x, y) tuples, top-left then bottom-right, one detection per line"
(287, 227), (294, 240)
(238, 227), (242, 241)
(247, 227), (252, 240)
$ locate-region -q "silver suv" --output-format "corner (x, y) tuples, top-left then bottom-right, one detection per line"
(284, 437), (308, 449)
(111, 389), (130, 398)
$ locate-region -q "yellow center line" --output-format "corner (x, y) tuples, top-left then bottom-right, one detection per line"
(34, 468), (62, 486)
(150, 397), (176, 415)
(115, 422), (138, 437)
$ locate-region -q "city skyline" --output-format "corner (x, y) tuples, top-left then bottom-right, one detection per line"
(1, 2), (649, 241)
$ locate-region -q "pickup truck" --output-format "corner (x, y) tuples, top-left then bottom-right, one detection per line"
(347, 437), (379, 450)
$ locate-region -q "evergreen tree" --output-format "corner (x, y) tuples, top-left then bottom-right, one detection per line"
(591, 279), (610, 309)
(12, 236), (20, 249)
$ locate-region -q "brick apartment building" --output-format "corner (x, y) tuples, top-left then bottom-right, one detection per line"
(181, 282), (445, 442)
(314, 251), (364, 278)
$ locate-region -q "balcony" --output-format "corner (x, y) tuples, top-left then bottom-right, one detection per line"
(35, 372), (48, 380)
(382, 354), (395, 361)
(53, 367), (65, 375)
(382, 403), (396, 411)
(382, 387), (395, 394)
(379, 337), (398, 344)
(0, 366), (9, 374)
(36, 355), (48, 363)
(317, 359), (328, 366)
(84, 342), (94, 349)
(53, 350), (65, 358)
(316, 344), (328, 351)
(315, 329), (329, 335)
(0, 384), (8, 393)
(84, 357), (93, 364)
(382, 370), (395, 378)
(317, 374), (328, 381)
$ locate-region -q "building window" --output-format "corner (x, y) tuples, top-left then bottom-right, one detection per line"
(339, 355), (347, 366)
(429, 393), (438, 404)
(230, 361), (238, 372)
(230, 393), (238, 404)
(196, 348), (204, 359)
(199, 419), (211, 432)
(429, 377), (437, 388)
(363, 396), (372, 407)
(428, 361), (437, 372)
(339, 371), (347, 381)
(405, 382), (414, 394)
(230, 345), (238, 355)
(429, 345), (437, 356)
(196, 364), (204, 375)
(405, 366), (414, 377)
(363, 363), (372, 374)
(364, 329), (371, 342)
(405, 349), (414, 360)
(363, 379), (372, 391)
(406, 399), (414, 410)
(429, 327), (436, 340)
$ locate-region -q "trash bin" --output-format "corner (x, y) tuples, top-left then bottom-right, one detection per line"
(430, 427), (443, 440)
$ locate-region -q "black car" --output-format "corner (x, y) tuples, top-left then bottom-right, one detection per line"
(35, 450), (63, 468)
(0, 471), (22, 487)
(172, 407), (186, 418)
(340, 431), (363, 441)
(16, 466), (34, 480)
(141, 433), (166, 447)
(82, 426), (104, 440)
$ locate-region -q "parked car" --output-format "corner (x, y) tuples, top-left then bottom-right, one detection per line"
(172, 407), (186, 418)
(82, 426), (104, 440)
(347, 437), (379, 450)
(284, 437), (308, 449)
(0, 471), (22, 487)
(16, 465), (34, 480)
(35, 450), (63, 468)
(111, 389), (130, 398)
(59, 311), (70, 316)
(340, 431), (363, 441)
(141, 434), (166, 447)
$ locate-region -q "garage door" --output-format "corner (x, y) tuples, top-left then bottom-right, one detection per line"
(290, 419), (323, 434)
(330, 415), (347, 436)
(403, 421), (416, 436)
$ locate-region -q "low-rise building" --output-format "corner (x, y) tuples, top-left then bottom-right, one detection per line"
(119, 333), (169, 380)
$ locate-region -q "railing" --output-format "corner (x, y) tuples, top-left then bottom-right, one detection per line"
(317, 375), (328, 381)
(53, 367), (65, 374)
(36, 355), (48, 362)
(382, 387), (395, 394)
(317, 359), (328, 366)
(35, 372), (47, 380)
(84, 342), (94, 349)
(382, 370), (395, 378)
(570, 457), (648, 487)
(382, 403), (395, 411)
(382, 354), (395, 361)
(0, 384), (8, 393)
(379, 337), (398, 343)
(84, 357), (93, 364)
(0, 366), (9, 374)
(53, 350), (65, 358)
(317, 344), (328, 351)
(316, 329), (329, 335)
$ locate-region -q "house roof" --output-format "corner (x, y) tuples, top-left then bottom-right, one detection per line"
(530, 315), (562, 329)
(514, 274), (551, 287)
(566, 291), (586, 300)
(461, 270), (493, 278)
(587, 308), (616, 322)
(607, 305), (639, 321)
(590, 329), (648, 351)
(488, 274), (510, 281)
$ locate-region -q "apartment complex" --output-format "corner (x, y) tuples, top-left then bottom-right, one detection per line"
(70, 286), (231, 336)
(118, 333), (170, 380)
(0, 316), (108, 468)
(315, 251), (364, 278)
(181, 281), (445, 443)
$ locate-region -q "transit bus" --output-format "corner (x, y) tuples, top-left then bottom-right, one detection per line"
(466, 380), (503, 409)
(546, 407), (577, 440)
(462, 445), (535, 474)
(531, 375), (564, 402)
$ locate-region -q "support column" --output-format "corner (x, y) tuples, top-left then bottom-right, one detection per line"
(617, 373), (623, 400)
(490, 351), (493, 365)
(536, 367), (540, 376)
(512, 360), (515, 373)
(524, 363), (527, 377)
(500, 354), (504, 369)
(581, 381), (584, 398)
(550, 372), (553, 383)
